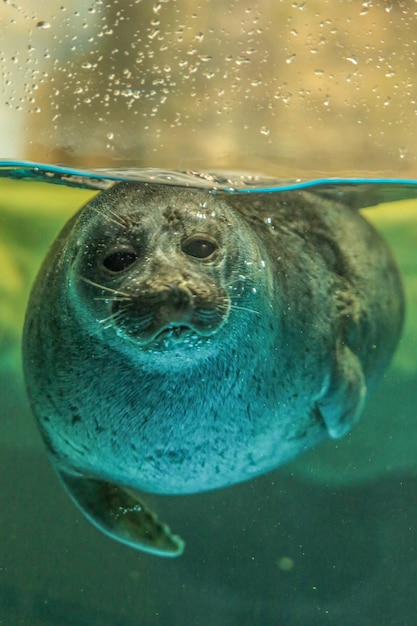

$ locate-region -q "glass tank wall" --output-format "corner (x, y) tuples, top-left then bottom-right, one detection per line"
(2, 0), (417, 176)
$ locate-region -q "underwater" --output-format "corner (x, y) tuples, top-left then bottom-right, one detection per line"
(1, 1), (417, 625)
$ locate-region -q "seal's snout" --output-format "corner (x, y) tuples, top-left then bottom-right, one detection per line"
(161, 282), (193, 310)
(108, 273), (229, 345)
(157, 282), (194, 323)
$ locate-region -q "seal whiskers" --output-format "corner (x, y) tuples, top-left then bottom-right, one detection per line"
(90, 203), (129, 229)
(228, 303), (261, 316)
(98, 308), (130, 328)
(79, 275), (131, 299)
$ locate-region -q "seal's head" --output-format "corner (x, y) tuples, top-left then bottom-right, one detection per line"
(69, 182), (273, 363)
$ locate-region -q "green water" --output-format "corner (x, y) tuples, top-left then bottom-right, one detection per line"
(0, 171), (416, 625)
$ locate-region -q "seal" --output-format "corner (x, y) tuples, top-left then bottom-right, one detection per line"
(22, 182), (404, 556)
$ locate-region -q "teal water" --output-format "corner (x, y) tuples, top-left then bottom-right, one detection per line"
(1, 161), (416, 625)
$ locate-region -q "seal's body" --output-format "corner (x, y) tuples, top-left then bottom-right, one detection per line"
(23, 183), (404, 556)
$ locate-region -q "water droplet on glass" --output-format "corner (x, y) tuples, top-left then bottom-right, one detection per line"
(236, 56), (251, 65)
(292, 2), (306, 10)
(359, 4), (370, 16)
(36, 21), (51, 29)
(399, 146), (407, 160)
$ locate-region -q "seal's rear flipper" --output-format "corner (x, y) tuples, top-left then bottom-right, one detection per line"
(318, 341), (367, 439)
(58, 471), (184, 557)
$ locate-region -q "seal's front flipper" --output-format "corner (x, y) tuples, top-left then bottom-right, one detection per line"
(318, 340), (367, 439)
(58, 471), (184, 557)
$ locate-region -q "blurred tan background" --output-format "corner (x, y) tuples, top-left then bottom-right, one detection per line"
(1, 0), (417, 177)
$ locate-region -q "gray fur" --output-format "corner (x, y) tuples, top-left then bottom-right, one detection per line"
(22, 183), (404, 555)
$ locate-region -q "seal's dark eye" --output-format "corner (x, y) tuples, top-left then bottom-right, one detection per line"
(181, 236), (218, 260)
(102, 249), (138, 273)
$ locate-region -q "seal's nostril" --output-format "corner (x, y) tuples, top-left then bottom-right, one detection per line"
(165, 283), (192, 309)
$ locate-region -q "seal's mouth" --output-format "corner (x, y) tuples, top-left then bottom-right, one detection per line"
(113, 315), (221, 350)
(154, 324), (194, 341)
(149, 321), (219, 345)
